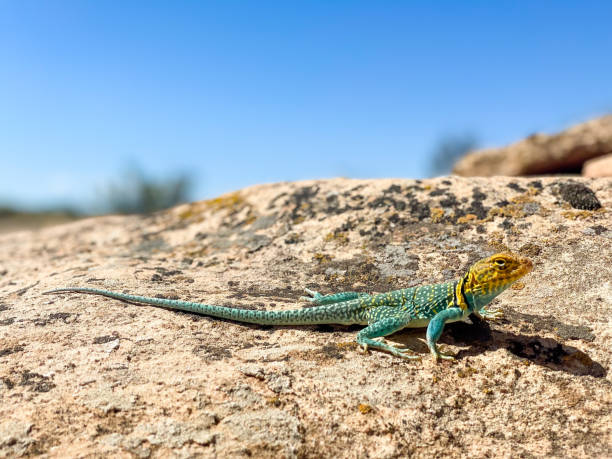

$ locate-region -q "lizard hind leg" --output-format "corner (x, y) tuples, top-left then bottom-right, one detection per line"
(356, 316), (420, 360)
(300, 289), (369, 306)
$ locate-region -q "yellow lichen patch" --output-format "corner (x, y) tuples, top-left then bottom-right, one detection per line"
(178, 206), (197, 221)
(561, 210), (595, 220)
(324, 232), (349, 245)
(336, 341), (358, 350)
(358, 403), (372, 414)
(511, 281), (525, 290)
(526, 186), (542, 196)
(457, 365), (478, 378)
(457, 213), (478, 224)
(186, 247), (210, 258)
(205, 192), (245, 213)
(510, 194), (536, 205)
(313, 253), (333, 264)
(178, 191), (248, 222)
(486, 192), (539, 220)
(488, 203), (526, 219)
(430, 207), (444, 223)
(266, 396), (281, 407)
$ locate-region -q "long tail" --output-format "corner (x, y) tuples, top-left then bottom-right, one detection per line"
(43, 287), (360, 325)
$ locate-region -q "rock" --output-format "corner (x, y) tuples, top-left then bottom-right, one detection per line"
(583, 153), (612, 177)
(453, 115), (612, 176)
(1, 176), (611, 457)
(219, 409), (302, 455)
(0, 421), (33, 457)
(82, 386), (137, 414)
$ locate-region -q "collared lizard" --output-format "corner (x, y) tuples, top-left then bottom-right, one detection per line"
(44, 252), (532, 361)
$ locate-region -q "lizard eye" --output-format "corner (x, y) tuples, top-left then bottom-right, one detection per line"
(494, 259), (506, 268)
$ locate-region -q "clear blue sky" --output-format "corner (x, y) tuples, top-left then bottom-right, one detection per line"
(1, 1), (611, 211)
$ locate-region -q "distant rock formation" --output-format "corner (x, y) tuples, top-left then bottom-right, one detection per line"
(582, 153), (612, 177)
(453, 115), (612, 177)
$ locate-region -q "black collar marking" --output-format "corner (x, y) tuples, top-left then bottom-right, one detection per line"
(460, 271), (469, 310)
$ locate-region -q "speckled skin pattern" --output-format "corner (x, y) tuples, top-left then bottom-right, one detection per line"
(44, 253), (532, 361)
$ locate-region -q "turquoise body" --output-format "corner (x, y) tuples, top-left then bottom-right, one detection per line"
(44, 279), (501, 361)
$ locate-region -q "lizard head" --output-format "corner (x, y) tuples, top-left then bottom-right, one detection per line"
(462, 252), (533, 306)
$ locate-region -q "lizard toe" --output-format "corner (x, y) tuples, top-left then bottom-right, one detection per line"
(433, 353), (456, 362)
(299, 296), (317, 303)
(303, 288), (321, 298)
(397, 350), (421, 360)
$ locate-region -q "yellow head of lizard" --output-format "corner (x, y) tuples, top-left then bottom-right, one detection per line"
(455, 252), (533, 310)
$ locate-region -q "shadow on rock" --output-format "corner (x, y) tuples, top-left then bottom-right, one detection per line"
(443, 314), (606, 378)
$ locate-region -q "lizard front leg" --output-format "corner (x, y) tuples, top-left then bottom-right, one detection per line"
(300, 289), (370, 305)
(426, 307), (464, 361)
(356, 315), (420, 360)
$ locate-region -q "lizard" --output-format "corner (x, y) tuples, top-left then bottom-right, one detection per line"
(43, 252), (532, 361)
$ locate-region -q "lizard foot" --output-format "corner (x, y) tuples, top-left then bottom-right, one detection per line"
(360, 341), (419, 359)
(379, 339), (420, 359)
(377, 337), (408, 349)
(299, 288), (322, 303)
(391, 348), (422, 360)
(431, 346), (456, 362)
(480, 308), (504, 321)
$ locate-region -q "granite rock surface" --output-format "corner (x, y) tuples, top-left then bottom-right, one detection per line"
(1, 176), (611, 458)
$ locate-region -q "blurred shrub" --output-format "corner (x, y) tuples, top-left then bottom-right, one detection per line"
(0, 207), (18, 218)
(103, 167), (192, 215)
(429, 133), (478, 176)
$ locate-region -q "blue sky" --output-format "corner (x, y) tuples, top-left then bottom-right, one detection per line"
(1, 1), (611, 211)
